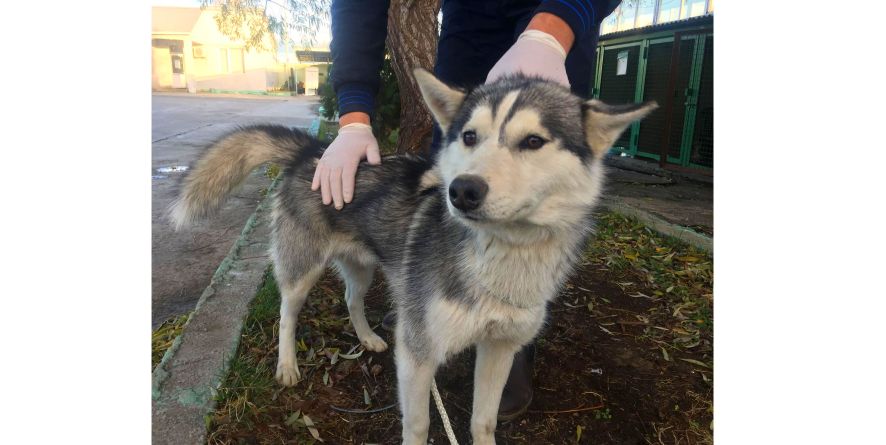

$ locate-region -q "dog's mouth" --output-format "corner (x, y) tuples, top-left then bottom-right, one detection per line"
(448, 201), (538, 226)
(446, 203), (489, 224)
(460, 212), (481, 221)
(453, 209), (486, 223)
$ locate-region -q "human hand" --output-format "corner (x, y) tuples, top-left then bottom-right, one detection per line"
(486, 13), (575, 87)
(311, 121), (381, 209)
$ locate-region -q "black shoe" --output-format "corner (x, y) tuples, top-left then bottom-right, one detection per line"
(381, 310), (396, 332)
(498, 343), (535, 421)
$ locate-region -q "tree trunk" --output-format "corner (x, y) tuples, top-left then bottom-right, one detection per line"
(386, 0), (441, 154)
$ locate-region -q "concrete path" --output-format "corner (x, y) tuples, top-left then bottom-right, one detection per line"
(152, 177), (278, 445)
(602, 156), (713, 251)
(152, 93), (319, 328)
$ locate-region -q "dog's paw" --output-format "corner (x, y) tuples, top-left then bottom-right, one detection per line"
(359, 332), (389, 352)
(275, 362), (301, 386)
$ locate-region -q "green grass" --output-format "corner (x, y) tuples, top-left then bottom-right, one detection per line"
(214, 268), (282, 406)
(264, 163), (281, 180)
(152, 314), (190, 369)
(259, 164), (282, 198)
(207, 269), (295, 442)
(317, 120), (339, 144)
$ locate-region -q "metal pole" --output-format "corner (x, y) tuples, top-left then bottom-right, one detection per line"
(660, 31), (683, 168)
(632, 0), (640, 30)
(652, 0), (661, 25)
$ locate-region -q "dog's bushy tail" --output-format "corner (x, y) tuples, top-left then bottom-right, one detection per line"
(169, 125), (317, 230)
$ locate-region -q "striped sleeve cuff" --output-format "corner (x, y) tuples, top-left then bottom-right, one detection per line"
(535, 0), (598, 39)
(336, 84), (376, 117)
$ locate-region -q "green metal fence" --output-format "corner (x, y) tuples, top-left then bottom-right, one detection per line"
(594, 19), (713, 172)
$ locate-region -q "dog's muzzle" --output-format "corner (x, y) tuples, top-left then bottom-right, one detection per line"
(448, 175), (488, 213)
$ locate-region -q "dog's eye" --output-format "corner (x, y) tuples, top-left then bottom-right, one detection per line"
(520, 135), (546, 150)
(463, 131), (477, 146)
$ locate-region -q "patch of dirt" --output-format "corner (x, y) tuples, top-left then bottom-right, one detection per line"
(207, 213), (713, 444)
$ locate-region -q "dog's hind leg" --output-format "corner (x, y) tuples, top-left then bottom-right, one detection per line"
(396, 325), (436, 445)
(274, 262), (324, 387)
(334, 258), (388, 352)
(471, 340), (521, 445)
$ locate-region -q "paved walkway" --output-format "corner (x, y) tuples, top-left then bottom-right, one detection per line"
(152, 93), (320, 328)
(153, 177), (277, 445)
(602, 156), (713, 247)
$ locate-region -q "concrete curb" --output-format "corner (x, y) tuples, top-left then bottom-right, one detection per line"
(601, 199), (713, 253)
(151, 91), (300, 101)
(151, 175), (280, 445)
(604, 155), (713, 185)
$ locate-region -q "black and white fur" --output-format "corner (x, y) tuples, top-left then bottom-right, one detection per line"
(170, 70), (655, 444)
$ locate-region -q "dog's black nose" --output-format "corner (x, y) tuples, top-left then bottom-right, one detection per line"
(448, 175), (488, 212)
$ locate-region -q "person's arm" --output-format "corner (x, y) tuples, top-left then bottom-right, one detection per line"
(313, 0), (390, 209)
(532, 0), (621, 48)
(486, 1), (620, 86)
(525, 12), (575, 53)
(330, 0), (391, 122)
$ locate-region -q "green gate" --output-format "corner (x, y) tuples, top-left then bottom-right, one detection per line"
(595, 42), (643, 151)
(595, 27), (713, 171)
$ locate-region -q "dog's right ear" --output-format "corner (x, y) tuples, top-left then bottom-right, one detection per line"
(583, 100), (658, 158)
(414, 68), (465, 131)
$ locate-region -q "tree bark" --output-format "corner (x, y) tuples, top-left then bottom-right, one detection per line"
(386, 0), (441, 154)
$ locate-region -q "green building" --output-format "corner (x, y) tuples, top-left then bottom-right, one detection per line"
(595, 0), (714, 173)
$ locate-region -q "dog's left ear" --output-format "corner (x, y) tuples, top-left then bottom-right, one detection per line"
(583, 100), (658, 158)
(414, 68), (466, 131)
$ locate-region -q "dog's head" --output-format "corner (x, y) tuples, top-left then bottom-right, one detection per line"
(415, 69), (656, 234)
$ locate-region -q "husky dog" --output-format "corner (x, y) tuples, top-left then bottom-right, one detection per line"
(171, 69), (655, 444)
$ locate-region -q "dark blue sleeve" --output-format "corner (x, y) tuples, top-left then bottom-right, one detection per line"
(330, 0), (391, 118)
(534, 0), (620, 45)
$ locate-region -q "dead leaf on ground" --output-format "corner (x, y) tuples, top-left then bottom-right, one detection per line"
(679, 358), (710, 368)
(302, 415), (322, 442)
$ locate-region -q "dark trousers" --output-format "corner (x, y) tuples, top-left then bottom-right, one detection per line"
(430, 0), (598, 155)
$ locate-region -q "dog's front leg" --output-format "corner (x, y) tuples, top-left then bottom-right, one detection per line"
(396, 331), (436, 445)
(471, 340), (519, 445)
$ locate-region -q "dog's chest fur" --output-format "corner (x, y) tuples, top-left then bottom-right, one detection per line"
(460, 229), (584, 308)
(426, 292), (546, 360)
(413, 215), (587, 360)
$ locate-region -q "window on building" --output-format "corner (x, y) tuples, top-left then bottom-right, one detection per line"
(635, 0), (656, 28)
(218, 48), (245, 74)
(229, 48), (244, 73)
(600, 0), (712, 35)
(681, 0), (707, 18)
(601, 5), (620, 34)
(617, 0), (639, 31)
(219, 48), (229, 73)
(171, 55), (184, 74)
(657, 0), (681, 23)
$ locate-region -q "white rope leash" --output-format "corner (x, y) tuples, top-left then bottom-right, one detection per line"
(431, 378), (459, 445)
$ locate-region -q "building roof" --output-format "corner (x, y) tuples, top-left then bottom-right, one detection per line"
(296, 50), (332, 63)
(152, 6), (202, 34)
(600, 14), (713, 41)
